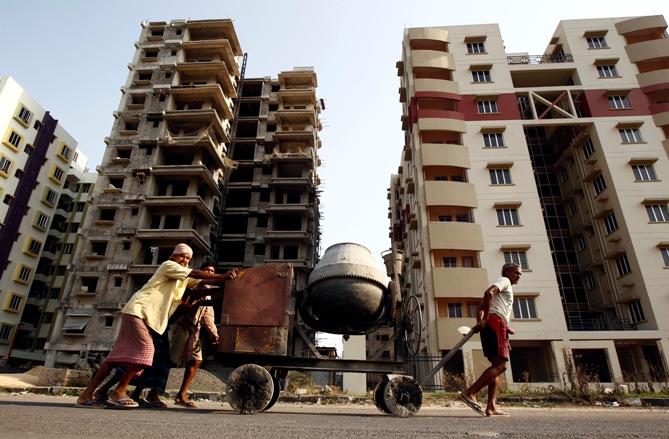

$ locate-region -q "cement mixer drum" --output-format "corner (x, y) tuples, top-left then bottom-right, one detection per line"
(302, 242), (392, 334)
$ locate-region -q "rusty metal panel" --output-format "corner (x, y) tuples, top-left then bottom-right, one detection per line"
(219, 326), (288, 355)
(220, 263), (293, 326)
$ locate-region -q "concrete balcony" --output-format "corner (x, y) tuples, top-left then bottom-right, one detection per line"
(432, 267), (489, 299)
(637, 68), (669, 89)
(408, 27), (449, 43)
(420, 143), (470, 168)
(273, 126), (318, 147)
(176, 60), (237, 97)
(424, 181), (477, 208)
(136, 228), (211, 255)
(276, 88), (317, 106)
(417, 117), (466, 134)
(143, 195), (216, 223)
(159, 130), (226, 168)
(437, 317), (479, 350)
(164, 108), (230, 144)
(151, 164), (221, 196)
(266, 203), (311, 213)
(652, 107), (669, 127)
(625, 38), (669, 63)
(411, 50), (455, 70)
(615, 15), (667, 36)
(170, 84), (233, 120)
(181, 39), (239, 76)
(128, 264), (160, 276)
(427, 222), (484, 251)
(184, 19), (242, 54)
(269, 176), (313, 186)
(414, 78), (460, 95)
(278, 69), (317, 88)
(275, 108), (317, 125)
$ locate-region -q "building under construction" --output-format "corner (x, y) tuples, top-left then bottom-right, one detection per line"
(45, 19), (323, 367)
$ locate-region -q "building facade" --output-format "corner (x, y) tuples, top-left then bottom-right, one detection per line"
(0, 76), (92, 366)
(45, 20), (323, 368)
(217, 69), (322, 291)
(390, 16), (669, 388)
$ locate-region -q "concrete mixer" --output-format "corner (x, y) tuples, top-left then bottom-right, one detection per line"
(210, 242), (427, 417)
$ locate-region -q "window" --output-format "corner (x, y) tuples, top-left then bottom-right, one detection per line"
(597, 64), (618, 78)
(472, 70), (491, 83)
(582, 139), (595, 159)
(0, 155), (12, 177)
(627, 299), (645, 323)
(438, 215), (451, 222)
(50, 165), (65, 184)
(608, 95), (630, 109)
(619, 128), (643, 143)
(105, 316), (115, 327)
(567, 199), (577, 217)
(584, 271), (597, 290)
(466, 41), (486, 54)
(0, 324), (13, 342)
(443, 257), (457, 267)
(504, 251), (529, 269)
(512, 297), (537, 319)
(15, 264), (33, 284)
(616, 253), (631, 277)
(604, 211), (618, 234)
(489, 168), (512, 185)
(25, 238), (42, 256)
(5, 294), (23, 312)
(114, 277), (123, 287)
(63, 243), (74, 254)
(496, 208), (520, 226)
(58, 144), (72, 161)
(660, 247), (669, 267)
(81, 183), (91, 193)
(448, 303), (464, 318)
(575, 234), (587, 252)
(646, 204), (669, 222)
(15, 105), (33, 126)
(483, 132), (504, 148)
(632, 164), (657, 181)
(4, 129), (23, 151)
(41, 312), (53, 324)
(477, 100), (498, 114)
(587, 36), (608, 49)
(43, 188), (58, 207)
(34, 211), (50, 231)
(593, 174), (607, 195)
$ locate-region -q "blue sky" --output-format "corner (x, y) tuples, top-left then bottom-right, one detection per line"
(3, 0), (667, 351)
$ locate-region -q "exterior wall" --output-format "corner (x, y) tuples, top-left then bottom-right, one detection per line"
(389, 16), (669, 388)
(0, 76), (83, 364)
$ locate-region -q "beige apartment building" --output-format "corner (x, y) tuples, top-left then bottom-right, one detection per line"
(45, 20), (323, 368)
(390, 16), (669, 388)
(0, 76), (93, 366)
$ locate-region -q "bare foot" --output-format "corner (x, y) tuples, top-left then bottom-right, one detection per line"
(486, 408), (510, 417)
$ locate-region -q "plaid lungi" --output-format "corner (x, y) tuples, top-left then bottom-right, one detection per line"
(480, 313), (510, 361)
(105, 314), (154, 367)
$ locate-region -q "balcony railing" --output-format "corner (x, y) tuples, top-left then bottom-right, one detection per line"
(567, 315), (637, 331)
(507, 54), (574, 65)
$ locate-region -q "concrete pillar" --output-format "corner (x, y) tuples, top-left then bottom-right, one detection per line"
(551, 341), (568, 388)
(342, 335), (366, 395)
(656, 338), (669, 377)
(604, 341), (624, 383)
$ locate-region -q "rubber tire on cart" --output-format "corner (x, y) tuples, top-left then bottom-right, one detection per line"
(262, 371), (282, 412)
(373, 377), (391, 414)
(382, 376), (422, 417)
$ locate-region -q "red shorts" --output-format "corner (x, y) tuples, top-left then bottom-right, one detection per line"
(480, 313), (510, 361)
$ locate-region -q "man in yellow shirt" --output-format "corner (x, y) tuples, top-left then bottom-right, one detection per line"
(76, 243), (236, 408)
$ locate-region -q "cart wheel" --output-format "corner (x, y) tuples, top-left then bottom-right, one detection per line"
(226, 364), (274, 415)
(373, 378), (391, 414)
(382, 376), (422, 417)
(262, 371), (282, 412)
(402, 295), (423, 358)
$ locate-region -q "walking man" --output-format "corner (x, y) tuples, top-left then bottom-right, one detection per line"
(75, 243), (236, 408)
(460, 262), (521, 417)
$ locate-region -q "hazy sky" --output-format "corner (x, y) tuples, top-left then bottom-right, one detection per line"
(2, 0), (667, 351)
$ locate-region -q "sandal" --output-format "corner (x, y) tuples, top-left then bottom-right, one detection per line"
(458, 393), (486, 416)
(74, 399), (105, 409)
(138, 398), (168, 409)
(106, 397), (139, 409)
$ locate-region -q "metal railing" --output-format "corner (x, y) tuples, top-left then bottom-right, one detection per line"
(507, 54), (574, 65)
(567, 315), (637, 331)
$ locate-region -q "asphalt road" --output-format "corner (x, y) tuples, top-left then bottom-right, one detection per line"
(0, 394), (667, 439)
